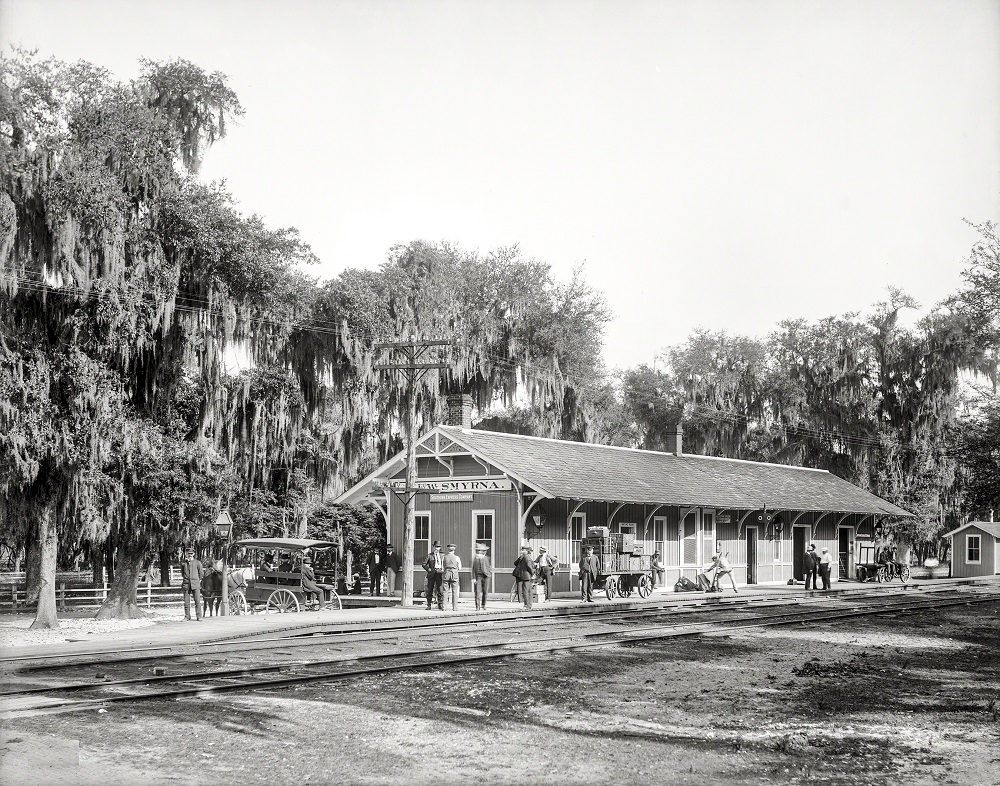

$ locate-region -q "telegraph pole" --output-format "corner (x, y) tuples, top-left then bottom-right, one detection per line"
(375, 339), (450, 606)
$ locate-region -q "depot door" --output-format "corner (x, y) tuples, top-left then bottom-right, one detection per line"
(793, 526), (807, 580)
(838, 527), (852, 580)
(746, 527), (758, 585)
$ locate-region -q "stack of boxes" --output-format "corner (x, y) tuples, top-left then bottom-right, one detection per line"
(582, 528), (651, 573)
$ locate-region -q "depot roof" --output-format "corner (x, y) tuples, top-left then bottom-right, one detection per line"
(336, 425), (911, 517)
(943, 522), (1000, 539)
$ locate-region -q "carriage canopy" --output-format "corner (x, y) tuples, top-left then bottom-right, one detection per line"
(234, 538), (339, 552)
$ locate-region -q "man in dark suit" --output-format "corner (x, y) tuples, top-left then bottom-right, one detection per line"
(384, 545), (402, 597)
(180, 548), (204, 620)
(578, 545), (600, 603)
(512, 545), (537, 610)
(472, 542), (492, 610)
(422, 541), (445, 610)
(804, 543), (820, 590)
(300, 556), (325, 609)
(367, 549), (383, 596)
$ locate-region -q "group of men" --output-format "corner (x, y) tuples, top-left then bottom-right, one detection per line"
(421, 540), (497, 610)
(803, 543), (834, 590)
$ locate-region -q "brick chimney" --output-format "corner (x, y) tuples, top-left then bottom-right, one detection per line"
(446, 394), (474, 429)
(664, 423), (683, 456)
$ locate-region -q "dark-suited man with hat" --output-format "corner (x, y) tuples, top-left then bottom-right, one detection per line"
(472, 542), (492, 610)
(578, 545), (600, 603)
(512, 544), (537, 610)
(180, 547), (204, 620)
(422, 541), (445, 610)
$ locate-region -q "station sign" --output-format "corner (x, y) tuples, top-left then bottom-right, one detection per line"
(374, 477), (511, 493)
(855, 532), (873, 541)
(716, 513), (732, 524)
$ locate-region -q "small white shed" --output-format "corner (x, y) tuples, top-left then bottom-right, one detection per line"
(944, 522), (1000, 578)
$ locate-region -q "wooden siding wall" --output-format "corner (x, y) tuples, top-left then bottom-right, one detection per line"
(388, 489), (520, 595)
(950, 529), (998, 578)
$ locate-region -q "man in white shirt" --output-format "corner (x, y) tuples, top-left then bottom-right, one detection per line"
(708, 543), (738, 594)
(818, 547), (833, 590)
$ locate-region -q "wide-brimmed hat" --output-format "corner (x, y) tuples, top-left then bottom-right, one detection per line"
(475, 542), (488, 551)
(446, 543), (456, 549)
(432, 540), (442, 548)
(538, 546), (547, 552)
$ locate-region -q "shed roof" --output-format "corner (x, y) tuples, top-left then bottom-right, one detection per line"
(337, 425), (910, 516)
(943, 522), (1000, 539)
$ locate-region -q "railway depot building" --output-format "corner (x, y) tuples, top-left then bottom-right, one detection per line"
(337, 396), (910, 597)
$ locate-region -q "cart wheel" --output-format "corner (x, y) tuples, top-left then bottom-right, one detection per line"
(899, 565), (910, 583)
(509, 585), (519, 604)
(228, 589), (248, 616)
(637, 574), (652, 599)
(324, 590), (342, 611)
(266, 589), (301, 613)
(876, 565), (888, 583)
(605, 576), (617, 599)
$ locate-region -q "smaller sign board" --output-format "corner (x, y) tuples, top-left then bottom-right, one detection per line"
(855, 532), (873, 541)
(431, 493), (474, 503)
(716, 513), (732, 524)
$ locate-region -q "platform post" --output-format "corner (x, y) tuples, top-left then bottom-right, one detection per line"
(58, 582), (65, 611)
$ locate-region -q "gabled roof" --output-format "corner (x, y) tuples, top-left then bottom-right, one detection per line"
(335, 425), (911, 516)
(943, 522), (1000, 539)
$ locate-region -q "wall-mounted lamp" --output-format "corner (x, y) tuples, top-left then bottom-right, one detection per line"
(531, 503), (547, 529)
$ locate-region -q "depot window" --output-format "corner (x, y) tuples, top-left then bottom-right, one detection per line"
(967, 534), (981, 564)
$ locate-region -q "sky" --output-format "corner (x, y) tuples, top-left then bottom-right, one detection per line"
(3, 0), (998, 370)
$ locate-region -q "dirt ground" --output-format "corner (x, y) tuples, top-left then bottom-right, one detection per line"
(2, 601), (998, 786)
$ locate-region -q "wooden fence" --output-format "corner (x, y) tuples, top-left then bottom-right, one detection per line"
(1, 581), (184, 613)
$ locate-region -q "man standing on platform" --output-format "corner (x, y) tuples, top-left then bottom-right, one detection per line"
(384, 544), (402, 597)
(535, 546), (556, 600)
(804, 543), (820, 590)
(442, 543), (462, 611)
(579, 545), (600, 603)
(472, 542), (492, 610)
(512, 545), (537, 610)
(180, 547), (204, 621)
(819, 547), (833, 590)
(367, 548), (383, 596)
(422, 541), (445, 610)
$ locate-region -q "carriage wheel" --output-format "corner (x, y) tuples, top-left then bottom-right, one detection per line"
(605, 576), (617, 599)
(228, 589), (248, 616)
(876, 565), (888, 583)
(899, 565), (910, 583)
(266, 589), (301, 613)
(637, 574), (652, 599)
(324, 590), (342, 611)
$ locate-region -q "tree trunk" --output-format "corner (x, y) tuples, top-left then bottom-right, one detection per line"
(91, 541), (105, 587)
(159, 547), (172, 587)
(95, 539), (147, 620)
(25, 522), (41, 603)
(29, 506), (58, 630)
(105, 537), (115, 585)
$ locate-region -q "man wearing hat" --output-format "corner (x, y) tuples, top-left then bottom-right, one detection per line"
(512, 545), (537, 610)
(384, 544), (402, 597)
(180, 547), (204, 620)
(578, 545), (600, 603)
(535, 546), (557, 600)
(818, 546), (833, 590)
(472, 542), (492, 610)
(300, 555), (325, 609)
(441, 544), (462, 611)
(421, 541), (445, 610)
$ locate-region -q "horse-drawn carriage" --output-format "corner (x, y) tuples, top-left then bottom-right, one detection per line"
(856, 544), (910, 584)
(584, 527), (654, 599)
(226, 538), (343, 614)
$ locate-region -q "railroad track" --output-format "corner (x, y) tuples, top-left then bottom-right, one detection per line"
(3, 585), (997, 719)
(1, 581), (982, 674)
